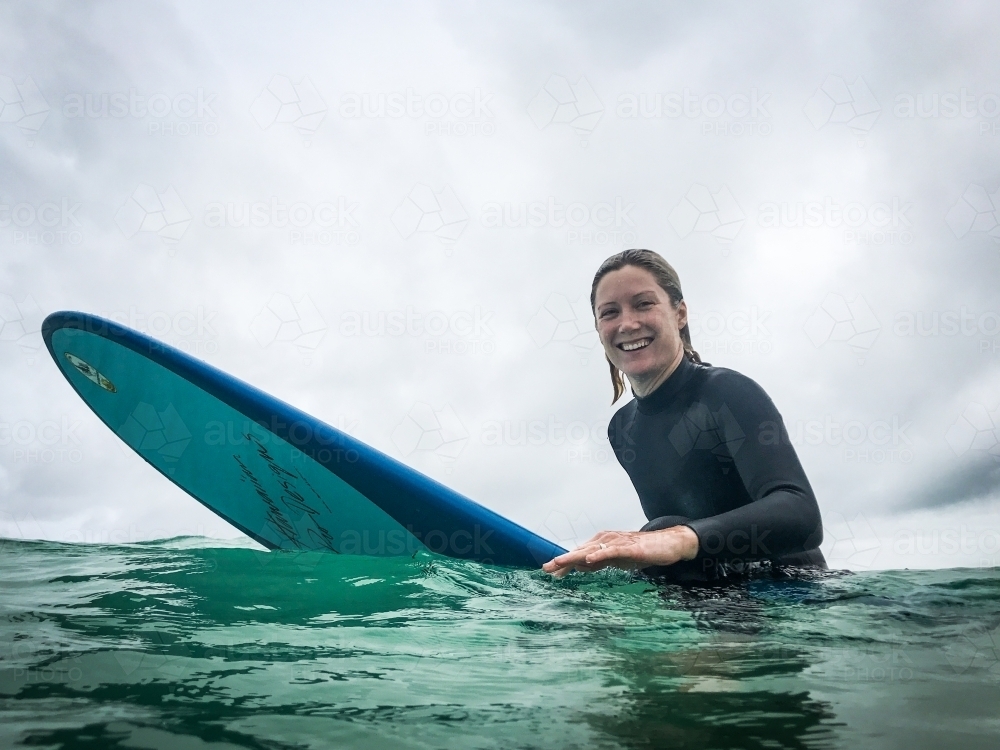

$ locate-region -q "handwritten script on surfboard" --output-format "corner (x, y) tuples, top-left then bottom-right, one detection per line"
(232, 432), (338, 551)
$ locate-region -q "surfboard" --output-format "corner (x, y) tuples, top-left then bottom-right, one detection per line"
(42, 311), (565, 567)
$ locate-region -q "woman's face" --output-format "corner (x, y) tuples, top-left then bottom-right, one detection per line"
(593, 265), (687, 382)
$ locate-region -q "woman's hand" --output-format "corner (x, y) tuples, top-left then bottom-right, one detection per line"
(542, 526), (700, 578)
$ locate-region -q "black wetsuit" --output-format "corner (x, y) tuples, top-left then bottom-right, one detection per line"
(607, 355), (826, 581)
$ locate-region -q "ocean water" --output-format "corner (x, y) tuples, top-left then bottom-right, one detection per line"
(1, 538), (999, 750)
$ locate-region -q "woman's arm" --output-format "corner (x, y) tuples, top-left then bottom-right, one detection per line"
(682, 370), (823, 563)
(543, 371), (822, 575)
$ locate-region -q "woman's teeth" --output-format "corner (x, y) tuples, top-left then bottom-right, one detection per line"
(620, 339), (650, 351)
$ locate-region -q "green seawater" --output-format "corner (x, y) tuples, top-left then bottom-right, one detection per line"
(1, 537), (999, 749)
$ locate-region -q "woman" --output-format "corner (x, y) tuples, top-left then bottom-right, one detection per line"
(542, 249), (825, 581)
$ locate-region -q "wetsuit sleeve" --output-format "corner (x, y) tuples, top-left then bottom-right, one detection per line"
(683, 373), (823, 562)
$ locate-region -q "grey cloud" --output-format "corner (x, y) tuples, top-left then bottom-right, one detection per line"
(905, 453), (1000, 510)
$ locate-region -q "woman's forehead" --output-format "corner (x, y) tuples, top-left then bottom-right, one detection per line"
(595, 266), (662, 299)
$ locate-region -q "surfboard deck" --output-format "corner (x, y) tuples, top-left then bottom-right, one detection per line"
(42, 312), (565, 567)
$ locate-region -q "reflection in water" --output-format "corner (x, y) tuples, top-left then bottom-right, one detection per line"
(595, 688), (836, 750)
(576, 573), (839, 748)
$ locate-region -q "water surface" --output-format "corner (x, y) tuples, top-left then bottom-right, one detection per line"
(2, 537), (999, 749)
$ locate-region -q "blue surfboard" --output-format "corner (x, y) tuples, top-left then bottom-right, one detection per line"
(42, 311), (565, 567)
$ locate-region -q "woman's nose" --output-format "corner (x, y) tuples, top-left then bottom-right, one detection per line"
(618, 315), (641, 331)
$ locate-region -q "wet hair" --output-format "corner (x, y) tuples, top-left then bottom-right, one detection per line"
(590, 248), (702, 404)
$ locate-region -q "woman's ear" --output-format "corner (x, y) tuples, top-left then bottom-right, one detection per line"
(675, 299), (688, 330)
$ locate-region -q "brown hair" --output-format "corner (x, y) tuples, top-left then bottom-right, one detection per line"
(590, 248), (702, 404)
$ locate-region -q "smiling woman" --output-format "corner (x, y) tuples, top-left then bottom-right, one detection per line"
(543, 249), (826, 581)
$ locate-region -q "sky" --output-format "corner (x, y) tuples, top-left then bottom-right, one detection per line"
(2, 0), (1000, 570)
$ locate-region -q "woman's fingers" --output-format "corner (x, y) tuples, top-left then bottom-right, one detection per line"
(547, 546), (601, 570)
(551, 559), (605, 577)
(581, 546), (618, 565)
(543, 537), (645, 576)
(543, 540), (614, 573)
(550, 538), (611, 564)
(550, 560), (600, 578)
(583, 540), (642, 565)
(577, 530), (621, 549)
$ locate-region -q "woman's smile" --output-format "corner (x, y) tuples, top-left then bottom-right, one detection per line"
(618, 337), (653, 352)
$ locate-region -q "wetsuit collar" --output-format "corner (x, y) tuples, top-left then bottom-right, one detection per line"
(634, 354), (697, 415)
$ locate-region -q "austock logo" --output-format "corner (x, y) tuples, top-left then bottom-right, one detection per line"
(893, 524), (1000, 564)
(0, 512), (44, 557)
(250, 75), (327, 140)
(203, 197), (360, 247)
(115, 184), (192, 246)
(480, 196), (637, 247)
(392, 184), (469, 251)
(668, 184), (745, 244)
(821, 512), (881, 569)
(101, 306), (220, 357)
(616, 87), (772, 136)
(1, 198), (84, 246)
(803, 293), (880, 364)
(824, 640), (915, 683)
(337, 88), (495, 136)
(0, 75), (49, 142)
(946, 403), (1000, 461)
(891, 307), (1000, 355)
(763, 414), (914, 464)
(946, 184), (1000, 244)
(250, 294), (327, 361)
(118, 402), (192, 471)
(527, 293), (599, 363)
(667, 402), (745, 472)
(113, 629), (192, 678)
(1, 417), (83, 465)
(527, 74), (604, 142)
(63, 87), (218, 137)
(688, 307), (772, 357)
(894, 88), (1000, 135)
(803, 75), (880, 145)
(542, 510), (597, 550)
(943, 626), (1000, 676)
(392, 402), (469, 469)
(757, 197), (913, 246)
(0, 293), (44, 363)
(480, 414), (611, 464)
(4, 639), (83, 686)
(339, 306), (495, 356)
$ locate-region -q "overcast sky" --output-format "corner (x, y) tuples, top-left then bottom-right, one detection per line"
(2, 0), (1000, 570)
